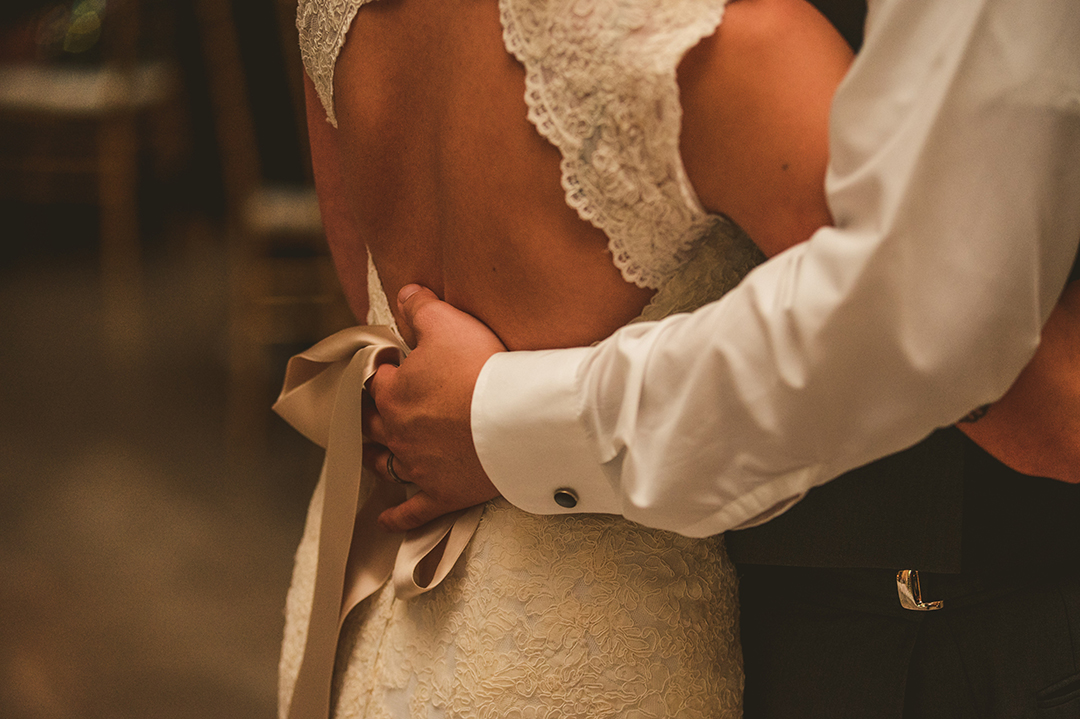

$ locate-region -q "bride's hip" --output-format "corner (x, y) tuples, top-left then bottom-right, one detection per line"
(460, 497), (738, 604)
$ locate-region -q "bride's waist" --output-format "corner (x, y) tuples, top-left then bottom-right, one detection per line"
(368, 251), (656, 352)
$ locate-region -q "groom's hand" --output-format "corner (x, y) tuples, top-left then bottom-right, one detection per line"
(367, 285), (507, 531)
(958, 280), (1080, 483)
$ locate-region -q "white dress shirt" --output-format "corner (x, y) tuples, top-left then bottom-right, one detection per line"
(472, 0), (1080, 537)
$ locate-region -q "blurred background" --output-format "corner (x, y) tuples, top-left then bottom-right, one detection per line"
(0, 0), (353, 716)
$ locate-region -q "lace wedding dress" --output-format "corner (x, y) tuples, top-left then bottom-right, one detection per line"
(280, 0), (765, 716)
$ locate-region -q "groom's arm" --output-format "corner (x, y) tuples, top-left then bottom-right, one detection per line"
(956, 279), (1080, 484)
(372, 0), (1080, 534)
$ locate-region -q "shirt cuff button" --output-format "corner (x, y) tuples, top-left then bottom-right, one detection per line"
(553, 489), (579, 509)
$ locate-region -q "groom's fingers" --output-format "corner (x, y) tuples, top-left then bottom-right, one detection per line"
(378, 492), (446, 533)
(363, 282), (505, 530)
(360, 389), (388, 444)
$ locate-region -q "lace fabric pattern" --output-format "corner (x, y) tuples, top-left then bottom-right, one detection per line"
(284, 493), (743, 719)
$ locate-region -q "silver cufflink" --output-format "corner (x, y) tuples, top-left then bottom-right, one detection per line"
(553, 488), (578, 508)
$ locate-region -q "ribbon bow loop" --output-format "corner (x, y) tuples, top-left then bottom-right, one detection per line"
(273, 325), (404, 447)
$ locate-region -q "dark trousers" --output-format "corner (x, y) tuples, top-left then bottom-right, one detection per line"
(736, 565), (1080, 718)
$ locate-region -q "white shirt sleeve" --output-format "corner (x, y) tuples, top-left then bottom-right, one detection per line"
(472, 0), (1080, 537)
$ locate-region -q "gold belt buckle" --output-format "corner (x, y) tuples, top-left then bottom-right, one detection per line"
(896, 570), (944, 611)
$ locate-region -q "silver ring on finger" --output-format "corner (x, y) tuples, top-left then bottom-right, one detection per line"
(386, 452), (407, 485)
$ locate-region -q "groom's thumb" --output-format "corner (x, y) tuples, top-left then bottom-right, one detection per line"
(397, 284), (442, 337)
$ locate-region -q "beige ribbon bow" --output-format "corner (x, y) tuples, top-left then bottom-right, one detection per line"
(273, 325), (484, 719)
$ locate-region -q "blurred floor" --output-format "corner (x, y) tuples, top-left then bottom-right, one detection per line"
(0, 208), (322, 718)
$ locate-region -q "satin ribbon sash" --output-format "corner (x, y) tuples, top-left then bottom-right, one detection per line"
(272, 325), (484, 719)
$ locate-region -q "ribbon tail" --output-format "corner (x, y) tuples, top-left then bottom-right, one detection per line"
(393, 505), (486, 600)
(339, 475), (406, 627)
(285, 338), (401, 719)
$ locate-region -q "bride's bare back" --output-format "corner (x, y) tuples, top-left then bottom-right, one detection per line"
(306, 0), (852, 351)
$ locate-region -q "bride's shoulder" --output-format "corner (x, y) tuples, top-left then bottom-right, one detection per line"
(679, 0), (854, 257)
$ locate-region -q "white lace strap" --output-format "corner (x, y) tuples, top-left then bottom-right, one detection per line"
(500, 0), (730, 289)
(296, 0), (376, 127)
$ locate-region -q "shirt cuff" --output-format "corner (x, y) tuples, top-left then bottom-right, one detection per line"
(472, 348), (621, 515)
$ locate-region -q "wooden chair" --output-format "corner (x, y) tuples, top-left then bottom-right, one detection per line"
(0, 0), (178, 350)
